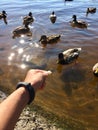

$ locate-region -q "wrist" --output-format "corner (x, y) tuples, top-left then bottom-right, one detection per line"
(16, 82), (35, 105)
(17, 87), (30, 105)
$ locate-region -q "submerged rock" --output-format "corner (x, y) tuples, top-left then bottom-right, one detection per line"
(0, 90), (7, 102)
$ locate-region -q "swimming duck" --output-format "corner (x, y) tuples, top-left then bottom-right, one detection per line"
(12, 23), (32, 39)
(57, 48), (81, 65)
(65, 0), (73, 1)
(92, 63), (98, 77)
(0, 10), (7, 24)
(70, 15), (87, 28)
(86, 7), (96, 16)
(23, 12), (34, 25)
(39, 34), (61, 45)
(49, 11), (57, 24)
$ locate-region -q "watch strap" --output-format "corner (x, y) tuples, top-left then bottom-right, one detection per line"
(16, 82), (35, 105)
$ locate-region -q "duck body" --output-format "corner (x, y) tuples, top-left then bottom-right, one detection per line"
(86, 7), (96, 16)
(92, 63), (98, 77)
(23, 12), (34, 25)
(70, 15), (87, 29)
(39, 34), (61, 45)
(0, 10), (7, 24)
(12, 24), (32, 39)
(57, 48), (81, 65)
(49, 11), (57, 24)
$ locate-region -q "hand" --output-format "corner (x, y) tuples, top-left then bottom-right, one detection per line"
(24, 69), (52, 92)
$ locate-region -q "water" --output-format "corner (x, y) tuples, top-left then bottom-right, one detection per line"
(0, 0), (98, 129)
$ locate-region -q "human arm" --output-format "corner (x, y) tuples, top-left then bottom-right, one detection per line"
(0, 69), (51, 130)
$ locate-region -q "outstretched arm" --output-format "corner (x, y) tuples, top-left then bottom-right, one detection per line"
(0, 69), (51, 130)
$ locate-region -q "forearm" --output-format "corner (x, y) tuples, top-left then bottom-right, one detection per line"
(0, 87), (29, 130)
(0, 69), (51, 130)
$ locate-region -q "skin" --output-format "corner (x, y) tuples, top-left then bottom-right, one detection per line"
(0, 69), (51, 130)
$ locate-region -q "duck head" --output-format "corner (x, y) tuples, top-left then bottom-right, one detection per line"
(2, 11), (7, 16)
(39, 35), (47, 44)
(28, 12), (32, 17)
(57, 53), (66, 64)
(72, 15), (77, 22)
(52, 11), (55, 15)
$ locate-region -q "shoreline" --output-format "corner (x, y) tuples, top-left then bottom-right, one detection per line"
(15, 106), (62, 130)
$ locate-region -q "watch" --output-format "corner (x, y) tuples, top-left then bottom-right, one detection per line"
(16, 82), (35, 105)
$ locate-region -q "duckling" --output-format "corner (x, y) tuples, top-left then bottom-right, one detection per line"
(57, 48), (81, 65)
(92, 63), (98, 77)
(49, 11), (57, 24)
(86, 7), (96, 16)
(12, 23), (32, 39)
(70, 15), (87, 29)
(23, 12), (34, 25)
(39, 34), (61, 45)
(0, 10), (7, 24)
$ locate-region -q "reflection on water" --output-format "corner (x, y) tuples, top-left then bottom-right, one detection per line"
(0, 0), (98, 129)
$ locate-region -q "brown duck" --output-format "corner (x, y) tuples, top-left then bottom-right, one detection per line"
(39, 34), (61, 45)
(23, 12), (34, 25)
(12, 23), (32, 39)
(49, 11), (57, 24)
(57, 48), (82, 65)
(70, 15), (87, 29)
(0, 10), (7, 24)
(86, 7), (96, 16)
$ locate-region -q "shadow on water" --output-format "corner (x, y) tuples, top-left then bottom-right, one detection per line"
(60, 64), (86, 96)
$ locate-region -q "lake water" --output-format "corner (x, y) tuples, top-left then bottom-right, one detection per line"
(0, 0), (98, 129)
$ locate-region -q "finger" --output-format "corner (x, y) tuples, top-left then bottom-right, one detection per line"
(42, 70), (52, 76)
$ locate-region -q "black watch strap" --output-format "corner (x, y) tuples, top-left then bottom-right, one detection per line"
(16, 82), (35, 105)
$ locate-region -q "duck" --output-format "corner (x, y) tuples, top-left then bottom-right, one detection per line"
(70, 15), (87, 28)
(23, 12), (34, 25)
(65, 0), (73, 1)
(0, 10), (7, 24)
(57, 48), (82, 65)
(49, 11), (57, 24)
(92, 63), (98, 77)
(12, 23), (32, 39)
(39, 34), (61, 45)
(86, 7), (96, 16)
